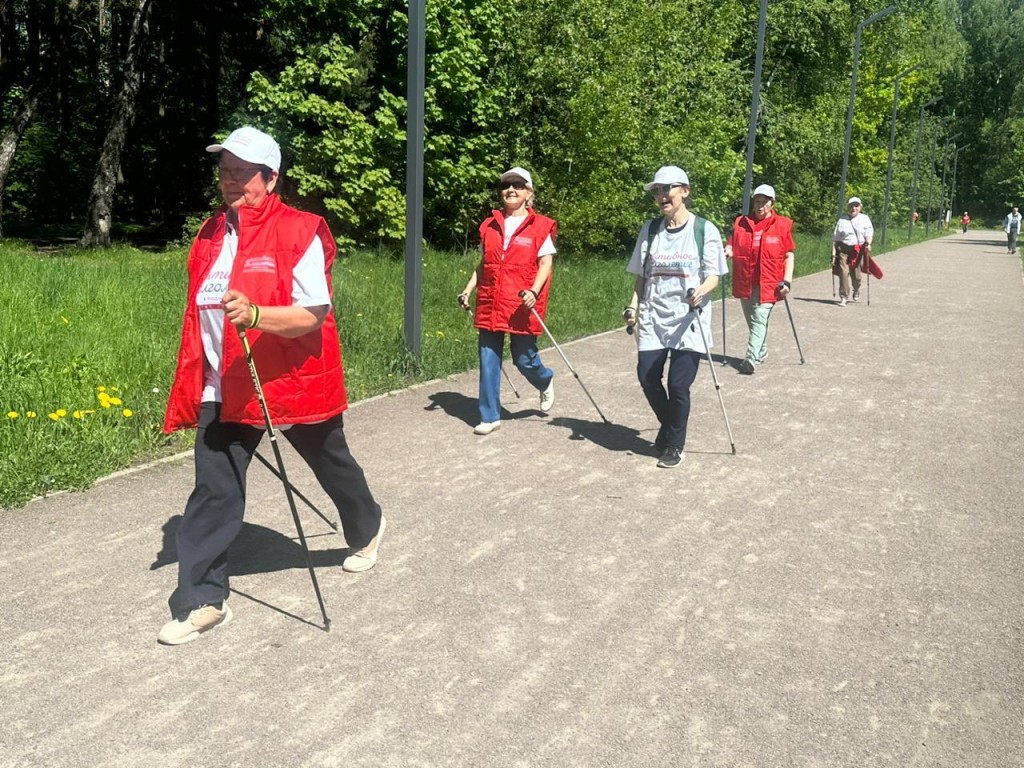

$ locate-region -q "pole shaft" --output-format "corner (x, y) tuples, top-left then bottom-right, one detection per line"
(838, 27), (862, 218)
(403, 0), (426, 357)
(881, 78), (900, 246)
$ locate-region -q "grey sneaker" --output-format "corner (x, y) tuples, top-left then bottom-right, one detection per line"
(657, 447), (684, 468)
(158, 603), (233, 646)
(851, 292), (860, 302)
(738, 359), (756, 375)
(540, 380), (555, 413)
(343, 515), (387, 573)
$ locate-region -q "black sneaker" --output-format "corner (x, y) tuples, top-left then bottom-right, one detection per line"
(738, 359), (756, 375)
(657, 446), (684, 468)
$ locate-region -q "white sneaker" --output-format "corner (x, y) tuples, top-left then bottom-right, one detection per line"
(343, 515), (386, 573)
(473, 421), (501, 435)
(540, 380), (555, 413)
(839, 298), (848, 307)
(158, 603), (233, 646)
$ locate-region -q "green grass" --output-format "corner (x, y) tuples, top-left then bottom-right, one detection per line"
(0, 223), (950, 508)
(0, 242), (633, 507)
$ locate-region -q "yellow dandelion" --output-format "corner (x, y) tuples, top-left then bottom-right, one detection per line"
(109, 397), (123, 406)
(73, 411), (84, 419)
(49, 412), (61, 421)
(56, 409), (67, 417)
(26, 411), (37, 418)
(436, 331), (445, 338)
(7, 411), (18, 419)
(110, 387), (120, 393)
(122, 409), (133, 418)
(97, 385), (107, 392)
(98, 393), (112, 408)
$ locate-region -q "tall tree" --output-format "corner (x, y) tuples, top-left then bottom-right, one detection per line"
(78, 0), (153, 247)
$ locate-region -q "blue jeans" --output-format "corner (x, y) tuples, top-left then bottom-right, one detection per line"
(636, 348), (701, 450)
(478, 329), (554, 423)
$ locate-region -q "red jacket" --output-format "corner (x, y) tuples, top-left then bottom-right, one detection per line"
(475, 209), (557, 335)
(728, 213), (795, 302)
(164, 194), (346, 433)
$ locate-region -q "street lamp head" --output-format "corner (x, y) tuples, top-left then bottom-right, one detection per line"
(861, 4), (897, 29)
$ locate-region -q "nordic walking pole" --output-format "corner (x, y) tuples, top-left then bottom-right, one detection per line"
(252, 450), (337, 532)
(462, 305), (519, 397)
(687, 289), (736, 455)
(238, 329), (330, 631)
(526, 303), (610, 424)
(865, 248), (871, 306)
(720, 278), (727, 365)
(778, 282), (805, 364)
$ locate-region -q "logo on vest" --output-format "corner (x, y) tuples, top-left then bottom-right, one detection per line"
(244, 255), (277, 273)
(513, 236), (533, 248)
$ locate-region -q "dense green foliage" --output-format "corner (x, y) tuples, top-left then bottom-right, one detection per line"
(0, 0), (1006, 253)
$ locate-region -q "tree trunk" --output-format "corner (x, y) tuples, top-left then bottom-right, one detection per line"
(0, 84), (41, 236)
(79, 0), (154, 248)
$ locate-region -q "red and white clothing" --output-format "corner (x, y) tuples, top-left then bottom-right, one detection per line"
(164, 194), (346, 432)
(474, 209), (557, 336)
(728, 213), (795, 303)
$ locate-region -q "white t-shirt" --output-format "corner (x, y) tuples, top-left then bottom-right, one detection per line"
(833, 213), (874, 246)
(196, 226), (330, 402)
(626, 217), (726, 353)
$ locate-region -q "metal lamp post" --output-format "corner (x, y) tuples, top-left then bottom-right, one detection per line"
(403, 0), (426, 356)
(925, 116), (953, 235)
(937, 132), (961, 230)
(908, 96), (941, 240)
(837, 4), (897, 217)
(880, 63), (922, 246)
(950, 144), (970, 219)
(724, 0), (770, 363)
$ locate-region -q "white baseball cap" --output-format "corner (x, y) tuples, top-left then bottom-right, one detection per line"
(500, 167), (534, 188)
(848, 196), (862, 205)
(752, 184), (776, 199)
(207, 126), (282, 172)
(644, 165), (690, 191)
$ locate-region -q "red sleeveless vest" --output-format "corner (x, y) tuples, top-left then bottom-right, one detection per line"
(475, 210), (557, 335)
(163, 195), (347, 432)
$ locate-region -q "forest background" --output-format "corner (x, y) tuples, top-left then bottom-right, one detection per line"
(1, 0), (1022, 506)
(1, 0), (1020, 254)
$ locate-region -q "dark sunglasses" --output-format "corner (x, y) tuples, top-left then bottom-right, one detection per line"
(649, 183), (684, 196)
(501, 180), (528, 191)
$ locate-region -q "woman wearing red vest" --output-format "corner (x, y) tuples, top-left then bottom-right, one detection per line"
(725, 184), (795, 375)
(158, 127), (384, 645)
(458, 167), (557, 435)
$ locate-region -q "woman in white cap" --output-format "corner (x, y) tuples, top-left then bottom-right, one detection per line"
(458, 167), (557, 435)
(831, 196), (873, 305)
(622, 166), (726, 468)
(159, 126), (385, 645)
(724, 183), (795, 374)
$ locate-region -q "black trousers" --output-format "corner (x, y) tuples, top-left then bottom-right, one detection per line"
(636, 348), (701, 450)
(172, 402), (381, 616)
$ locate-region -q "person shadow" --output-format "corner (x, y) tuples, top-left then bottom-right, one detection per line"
(546, 416), (658, 456)
(425, 390), (544, 425)
(152, 515), (345, 628)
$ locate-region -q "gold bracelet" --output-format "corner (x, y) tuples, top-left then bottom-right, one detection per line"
(248, 304), (261, 329)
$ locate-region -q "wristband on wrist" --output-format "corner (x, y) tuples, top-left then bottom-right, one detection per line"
(248, 304), (261, 329)
(781, 281), (791, 289)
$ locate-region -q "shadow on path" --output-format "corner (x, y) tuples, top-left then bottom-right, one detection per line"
(425, 390), (544, 426)
(547, 416), (656, 455)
